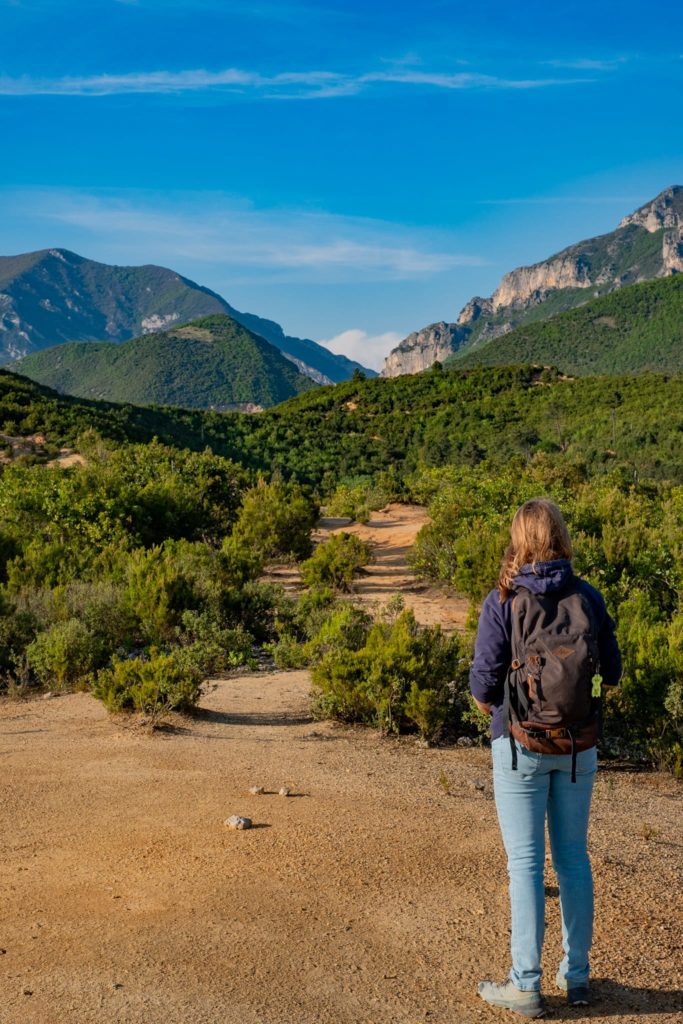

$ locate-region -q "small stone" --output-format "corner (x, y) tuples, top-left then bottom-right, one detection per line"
(278, 787), (291, 797)
(248, 785), (264, 795)
(225, 816), (252, 830)
(469, 779), (486, 793)
(43, 692), (55, 700)
(22, 988), (33, 996)
(112, 982), (124, 990)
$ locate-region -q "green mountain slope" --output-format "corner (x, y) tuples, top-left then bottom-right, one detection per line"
(0, 247), (372, 381)
(4, 361), (681, 487)
(11, 314), (316, 410)
(448, 274), (683, 375)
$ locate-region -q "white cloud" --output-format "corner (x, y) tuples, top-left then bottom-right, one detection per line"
(320, 328), (403, 370)
(0, 64), (594, 99)
(541, 57), (627, 71)
(5, 188), (482, 281)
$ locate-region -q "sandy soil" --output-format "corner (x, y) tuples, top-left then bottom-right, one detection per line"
(266, 503), (470, 632)
(1, 505), (681, 1023)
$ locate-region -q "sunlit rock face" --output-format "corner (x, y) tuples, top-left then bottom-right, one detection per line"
(382, 186), (683, 377)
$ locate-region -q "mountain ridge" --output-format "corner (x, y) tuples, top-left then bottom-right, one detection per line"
(0, 247), (373, 382)
(381, 185), (683, 376)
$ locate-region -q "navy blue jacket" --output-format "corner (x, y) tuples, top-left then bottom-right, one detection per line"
(469, 559), (622, 740)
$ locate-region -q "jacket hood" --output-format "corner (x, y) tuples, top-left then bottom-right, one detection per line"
(512, 558), (574, 595)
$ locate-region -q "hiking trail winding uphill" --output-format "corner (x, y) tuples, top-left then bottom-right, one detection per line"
(267, 503), (470, 632)
(0, 506), (681, 1023)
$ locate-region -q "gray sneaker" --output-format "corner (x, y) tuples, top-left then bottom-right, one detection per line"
(478, 979), (546, 1018)
(555, 970), (590, 1006)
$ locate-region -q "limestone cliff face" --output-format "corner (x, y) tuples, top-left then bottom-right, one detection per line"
(382, 186), (683, 377)
(487, 255), (593, 311)
(619, 185), (683, 274)
(380, 322), (465, 377)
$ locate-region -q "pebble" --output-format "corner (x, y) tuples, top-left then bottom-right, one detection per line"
(225, 816), (252, 830)
(279, 787), (291, 797)
(248, 786), (265, 795)
(469, 779), (486, 793)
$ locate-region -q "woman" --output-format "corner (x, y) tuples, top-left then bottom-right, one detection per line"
(470, 498), (621, 1019)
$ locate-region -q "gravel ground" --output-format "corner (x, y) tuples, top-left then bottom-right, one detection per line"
(0, 671), (681, 1024)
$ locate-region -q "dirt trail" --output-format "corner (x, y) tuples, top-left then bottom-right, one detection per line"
(267, 503), (470, 632)
(1, 505), (681, 1023)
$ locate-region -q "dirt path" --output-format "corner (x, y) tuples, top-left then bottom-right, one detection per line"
(1, 673), (681, 1024)
(267, 503), (470, 632)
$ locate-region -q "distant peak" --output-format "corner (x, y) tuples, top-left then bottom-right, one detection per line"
(619, 185), (683, 232)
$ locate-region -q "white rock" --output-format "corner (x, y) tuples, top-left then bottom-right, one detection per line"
(225, 816), (252, 830)
(248, 785), (265, 795)
(278, 787), (291, 797)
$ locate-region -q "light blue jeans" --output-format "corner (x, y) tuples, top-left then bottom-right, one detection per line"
(491, 735), (597, 992)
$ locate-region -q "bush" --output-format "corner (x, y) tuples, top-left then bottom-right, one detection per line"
(229, 477), (318, 563)
(311, 606), (467, 739)
(174, 610), (254, 675)
(124, 545), (199, 645)
(326, 473), (399, 523)
(92, 649), (203, 719)
(300, 532), (372, 592)
(25, 618), (102, 690)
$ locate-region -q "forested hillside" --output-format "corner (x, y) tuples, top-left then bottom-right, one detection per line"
(11, 314), (315, 410)
(450, 274), (683, 375)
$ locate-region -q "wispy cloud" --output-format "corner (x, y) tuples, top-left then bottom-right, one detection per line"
(2, 188), (483, 281)
(541, 57), (627, 71)
(320, 328), (404, 370)
(0, 64), (595, 99)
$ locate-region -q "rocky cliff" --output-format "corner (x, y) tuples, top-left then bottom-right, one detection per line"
(380, 322), (466, 377)
(382, 185), (683, 376)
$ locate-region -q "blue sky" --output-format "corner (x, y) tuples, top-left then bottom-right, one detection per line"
(1, 0), (682, 368)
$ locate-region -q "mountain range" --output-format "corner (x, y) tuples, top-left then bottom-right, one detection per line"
(0, 248), (371, 383)
(381, 185), (683, 376)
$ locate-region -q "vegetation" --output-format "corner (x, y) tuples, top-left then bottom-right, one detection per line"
(12, 315), (316, 410)
(0, 438), (316, 722)
(311, 601), (467, 742)
(452, 274), (683, 376)
(300, 532), (372, 592)
(1, 351), (682, 770)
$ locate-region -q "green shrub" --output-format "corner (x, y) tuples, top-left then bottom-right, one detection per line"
(300, 532), (372, 592)
(0, 593), (37, 680)
(312, 607), (465, 737)
(229, 477), (318, 563)
(93, 649), (203, 719)
(326, 473), (398, 523)
(25, 618), (102, 690)
(305, 604), (372, 662)
(403, 682), (447, 743)
(124, 545), (198, 645)
(175, 610), (254, 675)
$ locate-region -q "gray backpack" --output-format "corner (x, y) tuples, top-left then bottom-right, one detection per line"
(505, 577), (601, 782)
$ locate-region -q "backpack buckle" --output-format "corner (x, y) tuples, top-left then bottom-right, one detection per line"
(511, 658), (523, 670)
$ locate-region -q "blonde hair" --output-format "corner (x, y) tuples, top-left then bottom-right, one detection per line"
(497, 498), (573, 601)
